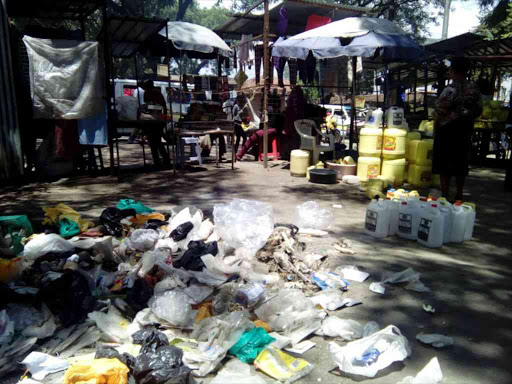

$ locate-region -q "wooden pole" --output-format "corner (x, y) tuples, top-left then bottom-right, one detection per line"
(424, 63), (429, 119)
(349, 56), (356, 150)
(413, 67), (417, 113)
(102, 4), (115, 176)
(263, 0), (269, 168)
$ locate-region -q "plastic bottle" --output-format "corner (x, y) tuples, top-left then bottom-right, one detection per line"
(398, 201), (416, 240)
(387, 198), (399, 236)
(417, 203), (444, 248)
(462, 203), (476, 241)
(450, 203), (466, 243)
(386, 189), (396, 199)
(365, 199), (390, 238)
(387, 106), (405, 128)
(367, 107), (384, 127)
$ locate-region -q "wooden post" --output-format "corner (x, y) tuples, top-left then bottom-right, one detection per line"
(102, 4), (115, 176)
(424, 63), (429, 120)
(349, 56), (356, 150)
(263, 0), (269, 168)
(413, 66), (417, 113)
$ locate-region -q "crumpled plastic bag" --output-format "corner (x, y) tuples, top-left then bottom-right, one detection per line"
(100, 207), (136, 237)
(42, 203), (94, 233)
(329, 325), (411, 378)
(228, 327), (276, 363)
(149, 289), (194, 327)
(173, 240), (218, 271)
(316, 317), (379, 340)
(125, 229), (159, 251)
(254, 346), (314, 383)
(214, 199), (274, 255)
(294, 201), (333, 230)
(416, 333), (454, 348)
(117, 199), (154, 214)
(192, 219), (215, 241)
(0, 309), (14, 345)
(398, 357), (443, 384)
(88, 305), (136, 343)
(210, 359), (267, 384)
(95, 347), (135, 370)
(311, 289), (361, 311)
(171, 222), (194, 241)
(0, 215), (34, 256)
(21, 304), (57, 339)
(21, 352), (69, 380)
(381, 267), (430, 292)
(63, 358), (130, 384)
(22, 233), (74, 261)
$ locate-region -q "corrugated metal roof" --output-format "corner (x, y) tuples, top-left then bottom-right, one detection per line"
(6, 0), (103, 20)
(215, 0), (374, 39)
(98, 16), (168, 58)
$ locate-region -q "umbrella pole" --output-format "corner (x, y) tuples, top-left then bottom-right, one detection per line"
(263, 0), (269, 169)
(349, 56), (356, 151)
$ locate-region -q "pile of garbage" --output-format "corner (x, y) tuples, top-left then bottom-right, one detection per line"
(1, 199), (446, 383)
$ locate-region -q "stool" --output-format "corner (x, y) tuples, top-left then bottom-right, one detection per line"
(179, 137), (202, 165)
(258, 135), (280, 161)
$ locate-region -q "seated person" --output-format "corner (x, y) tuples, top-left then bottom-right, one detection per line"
(236, 114), (283, 161)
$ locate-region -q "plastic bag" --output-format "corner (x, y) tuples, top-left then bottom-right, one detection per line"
(173, 240), (218, 271)
(211, 359), (267, 384)
(0, 215), (33, 255)
(125, 229), (159, 251)
(42, 203), (94, 234)
(213, 199), (274, 255)
(21, 304), (57, 339)
(183, 284), (213, 305)
(416, 333), (454, 348)
(59, 218), (81, 238)
(329, 325), (411, 378)
(311, 289), (361, 311)
(63, 358), (130, 384)
(381, 267), (430, 292)
(22, 233), (74, 261)
(100, 208), (136, 237)
(21, 352), (69, 380)
(117, 199), (154, 214)
(312, 271), (349, 291)
(228, 327), (276, 363)
(193, 219), (215, 241)
(398, 357), (443, 384)
(88, 306), (134, 343)
(149, 289), (193, 327)
(294, 201), (334, 230)
(0, 310), (14, 345)
(235, 282), (265, 308)
(318, 317), (364, 340)
(171, 222), (194, 241)
(40, 270), (96, 326)
(254, 346), (314, 383)
(95, 347), (135, 370)
(133, 328), (191, 384)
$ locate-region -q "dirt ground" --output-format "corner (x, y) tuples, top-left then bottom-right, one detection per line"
(2, 140), (512, 383)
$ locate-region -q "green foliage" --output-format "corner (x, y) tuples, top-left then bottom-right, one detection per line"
(476, 0), (512, 39)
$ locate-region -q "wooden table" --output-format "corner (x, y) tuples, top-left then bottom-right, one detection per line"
(177, 120), (235, 169)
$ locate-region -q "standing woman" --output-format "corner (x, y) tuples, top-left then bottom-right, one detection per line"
(233, 94), (247, 153)
(433, 57), (482, 201)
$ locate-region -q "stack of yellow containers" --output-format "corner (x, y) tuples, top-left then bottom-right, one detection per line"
(407, 137), (434, 188)
(357, 126), (383, 182)
(380, 107), (408, 186)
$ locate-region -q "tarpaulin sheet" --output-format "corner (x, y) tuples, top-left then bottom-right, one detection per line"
(23, 36), (103, 120)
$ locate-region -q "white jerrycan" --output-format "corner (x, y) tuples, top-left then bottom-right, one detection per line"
(417, 203), (444, 248)
(450, 202), (466, 243)
(398, 201), (416, 240)
(365, 199), (390, 238)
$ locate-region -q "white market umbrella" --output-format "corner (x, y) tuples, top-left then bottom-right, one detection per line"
(159, 21), (232, 57)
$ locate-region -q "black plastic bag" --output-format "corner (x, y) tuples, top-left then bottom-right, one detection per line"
(170, 222), (194, 241)
(143, 219), (167, 230)
(95, 347), (136, 371)
(126, 278), (154, 314)
(39, 270), (96, 326)
(100, 208), (136, 237)
(173, 241), (218, 271)
(132, 328), (191, 384)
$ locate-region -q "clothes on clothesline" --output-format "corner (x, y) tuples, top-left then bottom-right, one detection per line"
(277, 7), (288, 36)
(305, 14), (331, 31)
(77, 104), (108, 146)
(239, 34), (253, 65)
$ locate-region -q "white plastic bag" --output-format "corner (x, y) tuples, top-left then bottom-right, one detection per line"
(329, 325), (411, 378)
(125, 229), (159, 251)
(398, 357), (443, 384)
(294, 201), (334, 230)
(149, 289), (194, 327)
(416, 333), (454, 348)
(0, 310), (14, 345)
(381, 268), (430, 292)
(22, 234), (74, 260)
(192, 219), (215, 241)
(213, 199), (274, 255)
(20, 352), (69, 380)
(317, 317), (363, 340)
(21, 304), (57, 339)
(88, 306), (136, 343)
(311, 289), (361, 311)
(210, 359), (267, 384)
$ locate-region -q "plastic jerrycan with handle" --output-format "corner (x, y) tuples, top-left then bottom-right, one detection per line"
(462, 203), (476, 241)
(387, 198), (399, 236)
(417, 203), (444, 248)
(398, 201), (416, 240)
(438, 200), (453, 244)
(365, 199), (390, 238)
(450, 202), (466, 243)
(387, 106), (405, 128)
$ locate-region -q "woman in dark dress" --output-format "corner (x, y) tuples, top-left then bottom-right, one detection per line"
(433, 58), (482, 201)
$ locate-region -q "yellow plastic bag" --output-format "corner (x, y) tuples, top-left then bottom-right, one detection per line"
(130, 213), (166, 227)
(254, 347), (313, 383)
(42, 203), (94, 233)
(0, 257), (22, 283)
(63, 358), (129, 384)
(253, 320), (272, 333)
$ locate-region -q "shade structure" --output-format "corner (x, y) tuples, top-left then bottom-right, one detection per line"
(158, 21), (231, 57)
(273, 17), (423, 63)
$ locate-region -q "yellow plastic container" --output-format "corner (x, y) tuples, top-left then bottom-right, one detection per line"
(382, 128), (407, 159)
(405, 131), (421, 159)
(359, 128), (383, 157)
(408, 164), (432, 187)
(419, 120), (434, 133)
(381, 158), (407, 186)
(408, 140), (434, 166)
(357, 156), (381, 181)
(290, 149), (310, 177)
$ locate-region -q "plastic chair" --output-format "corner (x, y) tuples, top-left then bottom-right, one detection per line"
(294, 119), (335, 164)
(258, 135), (280, 161)
(179, 137), (202, 165)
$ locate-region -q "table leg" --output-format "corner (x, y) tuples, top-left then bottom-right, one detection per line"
(216, 136), (219, 167)
(232, 132), (235, 170)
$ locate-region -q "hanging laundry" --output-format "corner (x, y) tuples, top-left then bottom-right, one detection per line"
(276, 7), (288, 36)
(305, 15), (331, 31)
(239, 34), (253, 65)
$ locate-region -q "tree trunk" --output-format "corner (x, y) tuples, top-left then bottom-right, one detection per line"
(176, 0), (193, 21)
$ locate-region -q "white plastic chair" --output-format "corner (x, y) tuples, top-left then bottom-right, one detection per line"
(294, 119), (335, 164)
(180, 137), (202, 165)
